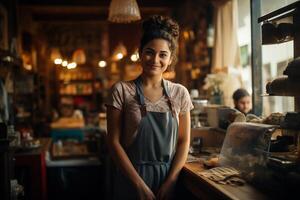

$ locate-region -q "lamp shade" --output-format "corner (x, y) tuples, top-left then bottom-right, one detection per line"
(72, 48), (86, 64)
(50, 48), (62, 61)
(108, 0), (141, 23)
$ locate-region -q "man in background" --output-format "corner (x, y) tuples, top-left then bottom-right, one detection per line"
(232, 88), (252, 115)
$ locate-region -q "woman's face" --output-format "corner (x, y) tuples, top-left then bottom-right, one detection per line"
(140, 38), (172, 76)
(235, 96), (252, 114)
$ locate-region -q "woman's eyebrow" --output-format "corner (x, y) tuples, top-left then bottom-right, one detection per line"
(144, 47), (155, 52)
(160, 50), (169, 54)
(144, 48), (169, 54)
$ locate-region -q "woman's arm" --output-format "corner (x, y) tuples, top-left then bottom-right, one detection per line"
(157, 111), (191, 199)
(168, 111), (191, 180)
(106, 106), (155, 199)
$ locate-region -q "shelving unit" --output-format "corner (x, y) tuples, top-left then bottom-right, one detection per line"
(55, 64), (103, 111)
(258, 1), (300, 112)
(58, 70), (93, 96)
(0, 49), (23, 200)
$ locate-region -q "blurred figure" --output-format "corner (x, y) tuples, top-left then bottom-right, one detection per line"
(59, 97), (83, 119)
(232, 88), (252, 115)
(51, 97), (85, 129)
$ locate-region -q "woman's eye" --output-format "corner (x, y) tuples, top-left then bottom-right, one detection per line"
(145, 50), (154, 55)
(160, 54), (167, 58)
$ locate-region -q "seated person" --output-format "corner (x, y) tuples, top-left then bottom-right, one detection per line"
(60, 97), (83, 119)
(232, 88), (252, 115)
(51, 97), (84, 128)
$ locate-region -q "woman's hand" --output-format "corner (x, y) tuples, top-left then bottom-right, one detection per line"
(136, 182), (156, 200)
(156, 179), (176, 200)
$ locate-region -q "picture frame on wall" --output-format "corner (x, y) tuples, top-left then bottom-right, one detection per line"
(0, 4), (8, 50)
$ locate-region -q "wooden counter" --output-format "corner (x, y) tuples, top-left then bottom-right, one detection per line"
(180, 161), (269, 200)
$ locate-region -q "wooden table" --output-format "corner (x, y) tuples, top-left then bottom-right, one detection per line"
(15, 138), (51, 200)
(180, 161), (269, 200)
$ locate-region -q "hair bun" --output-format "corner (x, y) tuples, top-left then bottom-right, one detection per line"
(142, 15), (179, 39)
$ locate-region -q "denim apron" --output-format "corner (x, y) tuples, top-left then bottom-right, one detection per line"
(113, 76), (178, 200)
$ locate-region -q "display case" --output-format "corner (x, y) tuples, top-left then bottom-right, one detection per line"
(258, 1), (300, 111)
(253, 2), (300, 197)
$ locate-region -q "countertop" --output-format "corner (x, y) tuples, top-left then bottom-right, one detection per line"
(181, 161), (269, 200)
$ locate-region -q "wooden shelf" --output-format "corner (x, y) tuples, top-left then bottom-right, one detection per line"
(55, 63), (104, 111)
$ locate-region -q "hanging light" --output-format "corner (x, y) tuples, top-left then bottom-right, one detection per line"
(62, 60), (68, 67)
(21, 52), (33, 70)
(130, 48), (139, 62)
(112, 42), (127, 61)
(98, 60), (107, 68)
(54, 58), (62, 65)
(72, 48), (86, 64)
(50, 48), (62, 61)
(67, 62), (77, 69)
(108, 0), (141, 23)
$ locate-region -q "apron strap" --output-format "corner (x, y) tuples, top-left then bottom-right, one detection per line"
(134, 76), (145, 106)
(162, 79), (176, 117)
(134, 76), (175, 116)
(134, 76), (147, 116)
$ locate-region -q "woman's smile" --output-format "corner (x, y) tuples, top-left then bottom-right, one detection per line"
(147, 64), (161, 69)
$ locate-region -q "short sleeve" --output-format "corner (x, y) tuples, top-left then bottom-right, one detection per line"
(179, 86), (194, 115)
(105, 82), (124, 110)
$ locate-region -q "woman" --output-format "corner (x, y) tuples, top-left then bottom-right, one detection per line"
(232, 88), (252, 115)
(106, 15), (193, 200)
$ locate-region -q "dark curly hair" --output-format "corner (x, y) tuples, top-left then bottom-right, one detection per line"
(139, 15), (179, 69)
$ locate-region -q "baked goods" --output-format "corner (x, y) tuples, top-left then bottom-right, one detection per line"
(263, 112), (284, 125)
(204, 156), (219, 168)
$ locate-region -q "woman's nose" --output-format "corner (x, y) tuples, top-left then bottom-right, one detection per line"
(150, 54), (160, 64)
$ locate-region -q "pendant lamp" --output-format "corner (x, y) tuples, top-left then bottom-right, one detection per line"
(108, 0), (141, 23)
(50, 48), (62, 61)
(72, 48), (86, 64)
(112, 42), (127, 61)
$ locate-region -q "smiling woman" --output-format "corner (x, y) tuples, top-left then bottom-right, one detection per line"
(106, 15), (194, 200)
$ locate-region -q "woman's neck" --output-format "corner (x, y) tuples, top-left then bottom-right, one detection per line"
(141, 74), (163, 88)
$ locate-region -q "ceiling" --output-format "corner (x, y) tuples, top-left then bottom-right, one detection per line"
(18, 0), (178, 21)
(16, 0), (212, 67)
